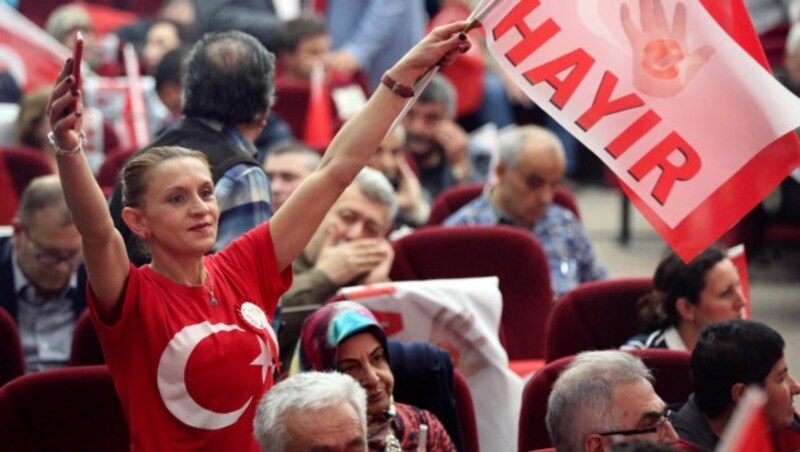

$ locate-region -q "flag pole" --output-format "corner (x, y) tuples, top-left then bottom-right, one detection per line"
(383, 0), (501, 140)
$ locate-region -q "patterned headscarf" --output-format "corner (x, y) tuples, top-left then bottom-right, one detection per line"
(289, 301), (390, 374)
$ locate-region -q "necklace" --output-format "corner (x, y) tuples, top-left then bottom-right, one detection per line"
(204, 269), (218, 307)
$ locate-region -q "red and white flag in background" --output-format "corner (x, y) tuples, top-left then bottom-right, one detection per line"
(480, 0), (800, 261)
(0, 4), (70, 93)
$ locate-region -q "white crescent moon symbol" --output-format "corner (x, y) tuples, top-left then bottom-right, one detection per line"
(157, 321), (267, 430)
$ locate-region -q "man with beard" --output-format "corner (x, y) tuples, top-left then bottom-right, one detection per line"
(367, 126), (430, 227)
(402, 75), (491, 199)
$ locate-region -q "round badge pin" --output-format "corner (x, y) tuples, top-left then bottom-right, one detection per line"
(239, 302), (268, 331)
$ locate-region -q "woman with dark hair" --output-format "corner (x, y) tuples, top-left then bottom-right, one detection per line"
(291, 301), (456, 451)
(622, 247), (745, 351)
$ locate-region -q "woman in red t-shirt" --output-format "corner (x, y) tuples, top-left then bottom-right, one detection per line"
(45, 22), (470, 451)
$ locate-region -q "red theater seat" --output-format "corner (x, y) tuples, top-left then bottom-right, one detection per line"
(0, 365), (128, 451)
(544, 278), (652, 363)
(389, 226), (554, 360)
(0, 308), (25, 387)
(0, 147), (54, 224)
(518, 349), (691, 452)
(70, 310), (105, 366)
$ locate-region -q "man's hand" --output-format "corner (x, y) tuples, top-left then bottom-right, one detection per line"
(435, 119), (472, 181)
(621, 0), (714, 98)
(395, 155), (425, 213)
(315, 231), (392, 285)
(361, 239), (394, 284)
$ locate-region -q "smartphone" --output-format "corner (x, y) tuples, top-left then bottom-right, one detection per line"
(72, 31), (83, 86)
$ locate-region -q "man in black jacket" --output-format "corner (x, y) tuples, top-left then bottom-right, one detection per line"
(109, 30), (276, 266)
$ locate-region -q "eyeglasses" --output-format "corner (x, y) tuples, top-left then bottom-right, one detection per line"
(598, 409), (673, 437)
(23, 230), (82, 266)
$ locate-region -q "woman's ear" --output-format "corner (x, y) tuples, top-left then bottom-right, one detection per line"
(675, 297), (696, 323)
(121, 206), (150, 239)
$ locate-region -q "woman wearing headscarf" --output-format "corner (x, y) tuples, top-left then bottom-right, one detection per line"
(291, 301), (456, 451)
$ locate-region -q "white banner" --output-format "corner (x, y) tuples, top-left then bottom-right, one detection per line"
(338, 277), (524, 452)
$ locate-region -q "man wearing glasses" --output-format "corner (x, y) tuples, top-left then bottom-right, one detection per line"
(0, 175), (85, 371)
(546, 350), (679, 451)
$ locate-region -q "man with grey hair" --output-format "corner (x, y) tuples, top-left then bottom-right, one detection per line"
(444, 125), (606, 297)
(278, 167), (397, 365)
(263, 140), (321, 212)
(546, 351), (679, 452)
(402, 74), (491, 198)
(254, 371), (368, 452)
(1, 175), (85, 371)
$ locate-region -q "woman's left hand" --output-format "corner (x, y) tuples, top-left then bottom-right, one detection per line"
(387, 21), (472, 87)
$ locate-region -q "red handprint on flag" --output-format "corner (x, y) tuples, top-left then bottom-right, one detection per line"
(621, 0), (714, 97)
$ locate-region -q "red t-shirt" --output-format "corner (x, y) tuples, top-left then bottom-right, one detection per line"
(88, 222), (292, 451)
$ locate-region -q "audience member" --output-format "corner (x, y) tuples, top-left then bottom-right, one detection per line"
(275, 15), (331, 82)
(253, 371), (368, 452)
(367, 126), (430, 227)
(671, 320), (800, 451)
(153, 45), (191, 131)
(0, 69), (22, 103)
(403, 75), (491, 198)
(546, 350), (679, 452)
(263, 140), (320, 212)
(45, 4), (103, 70)
(279, 167), (396, 363)
(292, 302), (456, 451)
(444, 125), (606, 297)
(323, 0), (427, 91)
(46, 20), (470, 449)
(622, 247), (744, 352)
(142, 19), (190, 74)
(15, 87), (56, 171)
(0, 175), (84, 372)
(161, 0), (282, 51)
(108, 31), (276, 266)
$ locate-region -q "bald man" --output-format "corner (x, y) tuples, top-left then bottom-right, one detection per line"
(444, 126), (607, 297)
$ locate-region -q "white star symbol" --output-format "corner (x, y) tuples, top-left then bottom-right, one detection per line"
(250, 337), (269, 382)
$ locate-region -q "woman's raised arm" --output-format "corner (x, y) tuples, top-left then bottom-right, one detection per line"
(46, 60), (130, 319)
(271, 21), (471, 271)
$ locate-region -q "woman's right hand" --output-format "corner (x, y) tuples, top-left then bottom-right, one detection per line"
(45, 59), (84, 152)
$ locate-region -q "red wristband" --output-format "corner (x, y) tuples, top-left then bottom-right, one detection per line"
(381, 72), (415, 98)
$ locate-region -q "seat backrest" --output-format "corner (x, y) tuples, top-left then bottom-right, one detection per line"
(518, 349), (692, 452)
(390, 226), (553, 360)
(389, 340), (470, 452)
(426, 183), (581, 226)
(544, 278), (652, 362)
(0, 307), (25, 387)
(453, 370), (480, 452)
(96, 148), (135, 193)
(0, 147), (54, 224)
(70, 310), (106, 366)
(0, 365), (129, 451)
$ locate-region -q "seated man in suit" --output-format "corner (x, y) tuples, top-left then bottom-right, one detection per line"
(278, 167), (396, 366)
(444, 125), (606, 297)
(671, 320), (800, 451)
(0, 175), (85, 371)
(547, 350), (679, 452)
